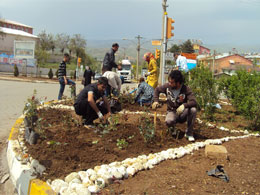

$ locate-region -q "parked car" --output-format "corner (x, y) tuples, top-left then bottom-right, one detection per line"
(94, 73), (102, 80)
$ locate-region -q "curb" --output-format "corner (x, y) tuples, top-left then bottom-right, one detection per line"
(7, 101), (260, 194)
(7, 114), (55, 195)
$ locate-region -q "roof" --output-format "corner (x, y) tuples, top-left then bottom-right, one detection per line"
(0, 19), (32, 28)
(245, 55), (260, 59)
(0, 27), (38, 38)
(216, 54), (253, 64)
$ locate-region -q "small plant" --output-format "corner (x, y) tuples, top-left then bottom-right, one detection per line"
(23, 90), (40, 128)
(116, 139), (128, 149)
(14, 64), (19, 77)
(70, 71), (74, 79)
(48, 68), (54, 79)
(138, 114), (155, 143)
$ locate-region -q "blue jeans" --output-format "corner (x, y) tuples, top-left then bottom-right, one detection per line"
(137, 98), (152, 106)
(120, 76), (124, 84)
(58, 77), (76, 100)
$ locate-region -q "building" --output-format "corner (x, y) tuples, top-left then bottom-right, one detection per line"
(198, 54), (255, 75)
(244, 55), (260, 66)
(0, 19), (38, 55)
(193, 44), (211, 55)
(0, 19), (33, 34)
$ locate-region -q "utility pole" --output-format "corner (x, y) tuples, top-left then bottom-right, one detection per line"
(212, 50), (216, 78)
(136, 35), (142, 81)
(159, 0), (168, 85)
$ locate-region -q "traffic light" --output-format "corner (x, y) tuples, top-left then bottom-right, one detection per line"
(166, 17), (175, 39)
(77, 57), (81, 66)
(155, 49), (160, 59)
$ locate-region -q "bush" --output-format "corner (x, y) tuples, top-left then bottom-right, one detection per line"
(70, 71), (74, 79)
(14, 64), (19, 77)
(55, 69), (58, 78)
(219, 70), (260, 130)
(187, 66), (220, 121)
(48, 68), (53, 79)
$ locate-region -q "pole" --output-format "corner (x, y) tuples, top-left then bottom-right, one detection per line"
(162, 12), (168, 85)
(159, 0), (168, 85)
(136, 35), (142, 81)
(212, 50), (216, 78)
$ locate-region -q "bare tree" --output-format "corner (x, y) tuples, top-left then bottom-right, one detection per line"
(55, 33), (70, 54)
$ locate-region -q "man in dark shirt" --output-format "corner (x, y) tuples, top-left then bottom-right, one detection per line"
(152, 70), (197, 141)
(58, 53), (76, 100)
(74, 77), (111, 127)
(103, 43), (120, 71)
(135, 77), (154, 106)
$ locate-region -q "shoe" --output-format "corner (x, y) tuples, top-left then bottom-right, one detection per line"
(185, 134), (195, 142)
(168, 127), (176, 136)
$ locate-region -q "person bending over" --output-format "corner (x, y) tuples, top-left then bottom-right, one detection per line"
(135, 77), (154, 106)
(74, 77), (111, 127)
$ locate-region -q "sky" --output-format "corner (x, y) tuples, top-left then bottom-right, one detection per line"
(0, 0), (260, 47)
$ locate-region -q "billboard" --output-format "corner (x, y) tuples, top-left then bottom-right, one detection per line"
(14, 41), (35, 59)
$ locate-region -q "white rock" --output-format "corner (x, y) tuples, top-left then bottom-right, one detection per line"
(65, 172), (80, 183)
(95, 178), (105, 188)
(126, 166), (136, 176)
(88, 185), (100, 193)
(76, 185), (91, 195)
(70, 178), (82, 184)
(51, 179), (68, 193)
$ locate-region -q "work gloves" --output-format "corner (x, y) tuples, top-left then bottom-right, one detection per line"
(97, 111), (104, 120)
(152, 102), (160, 109)
(176, 104), (185, 115)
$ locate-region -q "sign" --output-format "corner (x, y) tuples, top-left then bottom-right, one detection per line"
(14, 41), (35, 59)
(165, 52), (174, 60)
(151, 40), (161, 46)
(181, 53), (197, 60)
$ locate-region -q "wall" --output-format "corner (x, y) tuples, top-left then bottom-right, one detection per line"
(215, 55), (253, 73)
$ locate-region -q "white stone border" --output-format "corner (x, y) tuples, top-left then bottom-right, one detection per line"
(8, 101), (260, 194)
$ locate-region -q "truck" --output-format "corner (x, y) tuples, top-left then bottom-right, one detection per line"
(117, 59), (132, 82)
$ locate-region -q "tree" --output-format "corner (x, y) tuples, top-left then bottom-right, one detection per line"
(180, 39), (194, 53)
(168, 44), (181, 54)
(55, 33), (70, 54)
(37, 30), (55, 52)
(69, 34), (87, 57)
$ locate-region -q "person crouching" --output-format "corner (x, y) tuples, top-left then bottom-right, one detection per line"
(74, 77), (111, 128)
(135, 77), (154, 106)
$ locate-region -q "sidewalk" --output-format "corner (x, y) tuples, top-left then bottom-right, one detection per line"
(0, 72), (81, 84)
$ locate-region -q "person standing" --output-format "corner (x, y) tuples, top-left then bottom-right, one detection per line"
(135, 77), (154, 106)
(174, 53), (188, 72)
(103, 43), (121, 71)
(58, 53), (76, 100)
(152, 70), (197, 141)
(74, 77), (111, 127)
(83, 66), (94, 87)
(143, 52), (158, 88)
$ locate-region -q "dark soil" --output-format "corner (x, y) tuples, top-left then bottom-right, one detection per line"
(26, 102), (246, 181)
(102, 137), (260, 195)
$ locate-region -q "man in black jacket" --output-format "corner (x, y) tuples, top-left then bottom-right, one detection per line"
(74, 77), (111, 127)
(103, 43), (120, 71)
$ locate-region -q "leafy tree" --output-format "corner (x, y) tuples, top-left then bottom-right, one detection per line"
(35, 47), (49, 65)
(187, 66), (220, 120)
(168, 44), (181, 53)
(219, 70), (260, 130)
(55, 33), (70, 54)
(180, 39), (194, 53)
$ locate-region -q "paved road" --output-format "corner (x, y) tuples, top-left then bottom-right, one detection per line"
(0, 79), (137, 194)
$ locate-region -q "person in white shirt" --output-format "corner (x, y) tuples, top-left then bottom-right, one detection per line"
(102, 67), (122, 97)
(174, 53), (188, 72)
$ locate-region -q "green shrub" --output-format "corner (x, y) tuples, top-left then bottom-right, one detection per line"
(187, 66), (220, 121)
(55, 69), (59, 78)
(14, 64), (19, 77)
(48, 68), (53, 79)
(219, 70), (260, 130)
(70, 71), (74, 79)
